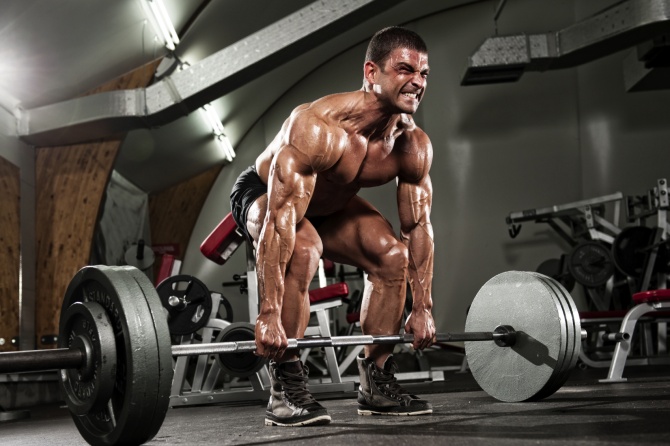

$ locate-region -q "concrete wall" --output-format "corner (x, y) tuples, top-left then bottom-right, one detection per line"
(0, 107), (21, 165)
(0, 107), (37, 350)
(182, 0), (670, 333)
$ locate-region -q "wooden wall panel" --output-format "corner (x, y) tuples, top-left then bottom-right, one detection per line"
(149, 165), (223, 279)
(0, 156), (20, 351)
(34, 59), (161, 348)
(35, 142), (119, 344)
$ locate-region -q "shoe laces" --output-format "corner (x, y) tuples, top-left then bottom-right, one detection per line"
(371, 361), (407, 397)
(276, 365), (318, 407)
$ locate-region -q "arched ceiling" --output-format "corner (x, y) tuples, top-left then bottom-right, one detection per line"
(4, 1), (667, 191)
(0, 0), (501, 191)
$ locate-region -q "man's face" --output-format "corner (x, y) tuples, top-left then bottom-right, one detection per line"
(372, 47), (429, 114)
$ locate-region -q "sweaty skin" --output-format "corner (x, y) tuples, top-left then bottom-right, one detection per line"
(245, 47), (435, 367)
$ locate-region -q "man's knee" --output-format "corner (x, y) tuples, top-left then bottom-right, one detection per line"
(245, 195), (268, 245)
(292, 243), (322, 270)
(288, 232), (323, 288)
(370, 237), (408, 279)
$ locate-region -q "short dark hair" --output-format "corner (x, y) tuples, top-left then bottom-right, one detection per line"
(365, 26), (428, 67)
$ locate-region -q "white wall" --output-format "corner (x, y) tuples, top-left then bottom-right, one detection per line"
(182, 0), (670, 333)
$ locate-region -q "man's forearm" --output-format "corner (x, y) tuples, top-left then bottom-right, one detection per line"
(256, 219), (294, 317)
(402, 221), (434, 310)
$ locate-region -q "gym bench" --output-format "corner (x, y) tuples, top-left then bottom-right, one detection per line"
(598, 289), (670, 382)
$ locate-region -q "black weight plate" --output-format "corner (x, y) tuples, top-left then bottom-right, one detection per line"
(530, 273), (580, 400)
(60, 265), (172, 446)
(157, 275), (213, 336)
(536, 257), (575, 292)
(464, 271), (570, 402)
(567, 241), (615, 288)
(218, 294), (234, 323)
(215, 323), (265, 377)
(122, 266), (173, 443)
(612, 226), (670, 278)
(105, 267), (167, 442)
(59, 301), (116, 416)
(612, 226), (651, 277)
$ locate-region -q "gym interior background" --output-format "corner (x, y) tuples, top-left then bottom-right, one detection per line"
(1, 0), (670, 440)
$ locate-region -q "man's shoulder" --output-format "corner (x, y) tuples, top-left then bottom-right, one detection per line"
(294, 91), (359, 114)
(316, 90), (362, 107)
(396, 119), (432, 182)
(287, 107), (332, 138)
(398, 118), (431, 151)
(289, 92), (361, 133)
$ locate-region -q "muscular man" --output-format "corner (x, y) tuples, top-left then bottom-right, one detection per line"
(230, 26), (435, 426)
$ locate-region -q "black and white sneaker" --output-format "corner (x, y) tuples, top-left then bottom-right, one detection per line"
(357, 355), (432, 416)
(265, 359), (331, 426)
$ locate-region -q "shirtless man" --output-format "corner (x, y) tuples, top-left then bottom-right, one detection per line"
(230, 26), (435, 426)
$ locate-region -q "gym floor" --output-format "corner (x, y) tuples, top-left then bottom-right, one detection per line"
(2, 363), (669, 446)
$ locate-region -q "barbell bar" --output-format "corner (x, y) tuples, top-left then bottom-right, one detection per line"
(0, 265), (582, 446)
(0, 348), (84, 373)
(0, 328), (516, 373)
(173, 327), (516, 356)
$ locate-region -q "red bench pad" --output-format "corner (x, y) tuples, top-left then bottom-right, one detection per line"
(155, 254), (176, 286)
(633, 289), (670, 304)
(346, 312), (361, 324)
(309, 282), (349, 304)
(580, 309), (670, 321)
(200, 212), (245, 265)
(580, 310), (629, 320)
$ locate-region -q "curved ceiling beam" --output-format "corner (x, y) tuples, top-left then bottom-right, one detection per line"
(16, 0), (405, 147)
(461, 0), (670, 85)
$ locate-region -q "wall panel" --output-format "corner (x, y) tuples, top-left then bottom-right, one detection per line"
(35, 142), (119, 344)
(149, 165), (223, 281)
(0, 156), (20, 351)
(34, 60), (161, 347)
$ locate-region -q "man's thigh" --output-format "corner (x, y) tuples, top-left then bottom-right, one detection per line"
(316, 196), (399, 272)
(247, 194), (322, 256)
(246, 194), (268, 248)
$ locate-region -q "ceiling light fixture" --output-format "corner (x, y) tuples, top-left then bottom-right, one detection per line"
(201, 104), (235, 162)
(141, 0), (179, 51)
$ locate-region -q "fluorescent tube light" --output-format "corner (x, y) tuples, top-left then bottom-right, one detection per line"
(142, 0), (179, 51)
(201, 104), (236, 162)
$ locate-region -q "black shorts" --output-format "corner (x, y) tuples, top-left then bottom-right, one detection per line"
(230, 165), (267, 243)
(230, 165), (330, 243)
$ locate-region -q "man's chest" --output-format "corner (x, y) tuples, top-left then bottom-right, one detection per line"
(320, 137), (403, 186)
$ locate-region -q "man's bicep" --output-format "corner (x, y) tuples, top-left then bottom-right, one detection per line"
(398, 128), (433, 232)
(266, 145), (317, 223)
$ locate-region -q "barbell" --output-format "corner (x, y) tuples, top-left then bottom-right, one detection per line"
(0, 266), (582, 446)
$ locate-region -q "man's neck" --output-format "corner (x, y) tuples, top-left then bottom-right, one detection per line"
(345, 90), (403, 140)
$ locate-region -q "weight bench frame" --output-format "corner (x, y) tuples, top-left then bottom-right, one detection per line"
(506, 192), (624, 311)
(170, 292), (274, 406)
(599, 289), (670, 383)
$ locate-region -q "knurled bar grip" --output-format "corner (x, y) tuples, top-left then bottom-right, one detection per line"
(171, 331), (502, 356)
(0, 348), (84, 373)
